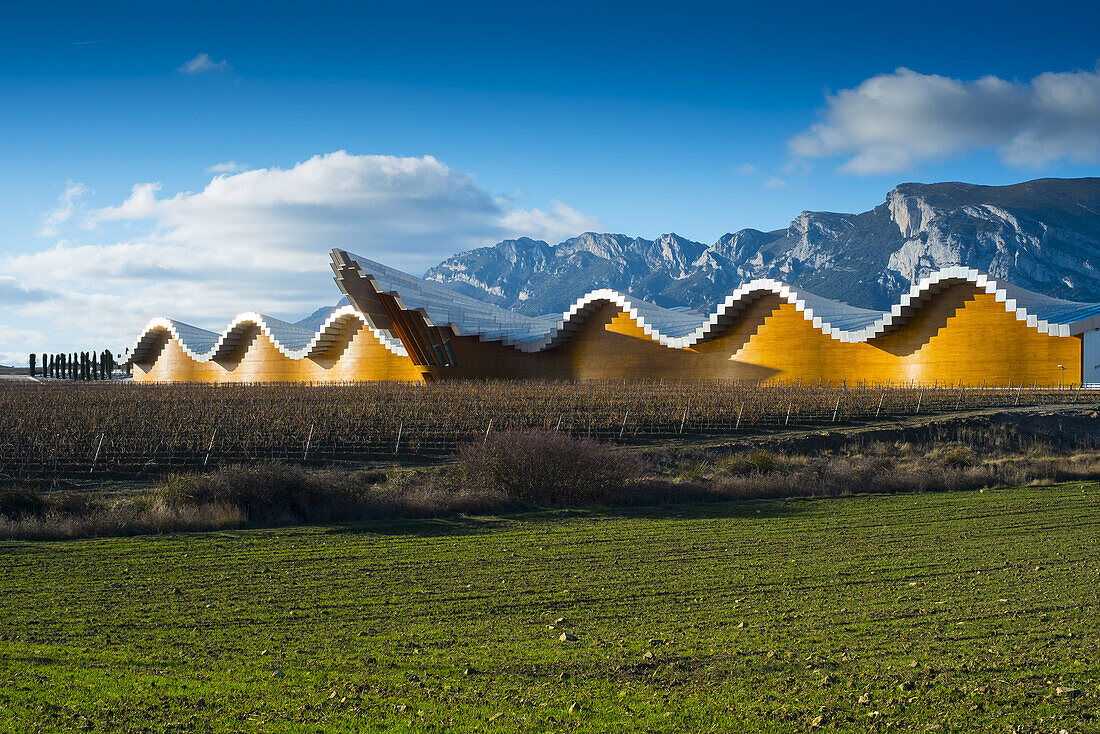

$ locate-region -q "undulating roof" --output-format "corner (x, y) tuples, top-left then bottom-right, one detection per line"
(342, 253), (1100, 350)
(126, 306), (407, 364)
(128, 253), (1100, 365)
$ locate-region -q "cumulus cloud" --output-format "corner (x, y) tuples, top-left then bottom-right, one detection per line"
(763, 176), (787, 190)
(737, 163), (759, 176)
(86, 152), (589, 273)
(178, 52), (230, 74)
(0, 324), (46, 367)
(0, 152), (602, 355)
(37, 181), (91, 236)
(789, 65), (1100, 174)
(206, 160), (248, 174)
(0, 275), (55, 306)
(497, 201), (603, 246)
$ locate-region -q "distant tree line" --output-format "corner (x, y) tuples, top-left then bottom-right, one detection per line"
(28, 350), (129, 380)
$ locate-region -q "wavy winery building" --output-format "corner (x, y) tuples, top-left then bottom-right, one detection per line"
(127, 250), (1100, 386)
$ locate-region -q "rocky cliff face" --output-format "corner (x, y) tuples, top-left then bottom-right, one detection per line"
(424, 177), (1100, 313)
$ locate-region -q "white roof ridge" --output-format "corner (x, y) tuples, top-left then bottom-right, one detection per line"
(125, 305), (408, 365)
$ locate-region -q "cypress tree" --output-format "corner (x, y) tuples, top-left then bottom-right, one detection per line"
(41, 353), (47, 378)
(92, 352), (99, 381)
(29, 353), (35, 377)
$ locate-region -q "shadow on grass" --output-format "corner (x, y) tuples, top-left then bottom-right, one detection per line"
(324, 495), (808, 539)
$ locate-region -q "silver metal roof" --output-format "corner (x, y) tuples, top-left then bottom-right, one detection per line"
(128, 255), (1100, 364)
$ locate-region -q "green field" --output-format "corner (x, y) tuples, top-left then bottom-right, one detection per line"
(1, 484), (1098, 732)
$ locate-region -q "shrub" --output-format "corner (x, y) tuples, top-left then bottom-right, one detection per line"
(0, 488), (45, 517)
(455, 430), (647, 504)
(156, 463), (387, 524)
(942, 447), (976, 468)
(723, 450), (781, 476)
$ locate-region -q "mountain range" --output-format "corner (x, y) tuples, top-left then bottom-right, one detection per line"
(424, 177), (1100, 314)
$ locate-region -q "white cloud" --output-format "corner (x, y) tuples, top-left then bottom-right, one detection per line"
(780, 159), (813, 176)
(206, 160), (248, 174)
(0, 324), (46, 367)
(789, 65), (1100, 174)
(763, 176), (787, 190)
(737, 163), (759, 176)
(497, 201), (603, 245)
(0, 152), (602, 355)
(178, 52), (230, 75)
(37, 181), (91, 236)
(0, 275), (55, 305)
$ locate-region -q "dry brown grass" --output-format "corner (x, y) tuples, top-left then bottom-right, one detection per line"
(0, 461), (512, 541)
(7, 429), (1100, 541)
(0, 500), (245, 541)
(663, 446), (1100, 502)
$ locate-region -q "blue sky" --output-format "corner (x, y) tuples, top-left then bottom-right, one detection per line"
(2, 0), (1100, 362)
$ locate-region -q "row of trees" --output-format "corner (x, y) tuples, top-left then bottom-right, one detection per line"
(28, 350), (127, 380)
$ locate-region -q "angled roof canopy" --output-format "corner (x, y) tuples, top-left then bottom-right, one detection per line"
(334, 251), (1100, 352)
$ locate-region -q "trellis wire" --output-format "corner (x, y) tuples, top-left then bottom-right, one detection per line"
(0, 380), (1090, 482)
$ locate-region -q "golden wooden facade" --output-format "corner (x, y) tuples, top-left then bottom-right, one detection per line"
(134, 282), (1082, 386)
(132, 321), (420, 383)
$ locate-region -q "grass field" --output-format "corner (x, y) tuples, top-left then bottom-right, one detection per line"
(1, 484), (1098, 733)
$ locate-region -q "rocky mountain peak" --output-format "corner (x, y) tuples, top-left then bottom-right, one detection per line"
(885, 188), (938, 239)
(558, 232), (634, 260)
(425, 177), (1100, 314)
